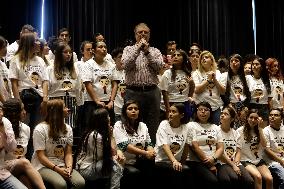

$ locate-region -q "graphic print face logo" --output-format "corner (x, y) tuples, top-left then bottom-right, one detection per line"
(54, 145), (65, 159)
(170, 142), (180, 154)
(100, 76), (110, 94)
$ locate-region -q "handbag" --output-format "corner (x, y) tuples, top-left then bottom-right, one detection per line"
(20, 88), (42, 113)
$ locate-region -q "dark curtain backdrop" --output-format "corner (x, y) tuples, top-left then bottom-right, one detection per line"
(255, 0), (284, 66)
(0, 0), (42, 44)
(42, 0), (254, 60)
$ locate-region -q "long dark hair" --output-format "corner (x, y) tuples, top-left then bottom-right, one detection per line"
(171, 103), (188, 124)
(171, 49), (191, 82)
(3, 98), (22, 138)
(243, 109), (260, 143)
(121, 100), (142, 135)
(225, 54), (251, 106)
(222, 105), (237, 128)
(252, 56), (271, 94)
(78, 108), (112, 176)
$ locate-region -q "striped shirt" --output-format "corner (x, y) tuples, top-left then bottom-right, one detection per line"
(122, 44), (164, 86)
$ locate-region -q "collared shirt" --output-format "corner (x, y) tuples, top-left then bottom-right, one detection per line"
(122, 44), (164, 86)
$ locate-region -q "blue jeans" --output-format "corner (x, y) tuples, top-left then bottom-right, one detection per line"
(269, 163), (284, 189)
(0, 175), (28, 189)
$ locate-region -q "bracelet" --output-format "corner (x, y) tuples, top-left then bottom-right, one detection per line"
(52, 165), (57, 170)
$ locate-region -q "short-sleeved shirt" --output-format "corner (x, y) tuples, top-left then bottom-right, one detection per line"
(5, 122), (30, 160)
(263, 125), (284, 166)
(187, 122), (223, 162)
(31, 122), (73, 171)
(246, 75), (270, 104)
(8, 55), (49, 96)
(155, 120), (189, 162)
(237, 126), (264, 165)
(270, 77), (284, 109)
(192, 70), (227, 111)
(229, 75), (247, 103)
(112, 68), (125, 115)
(113, 121), (151, 165)
(81, 58), (115, 102)
(160, 69), (190, 102)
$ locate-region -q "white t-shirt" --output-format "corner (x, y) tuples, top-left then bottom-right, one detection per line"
(0, 61), (12, 100)
(112, 68), (125, 115)
(237, 126), (264, 164)
(160, 69), (190, 102)
(246, 75), (270, 104)
(192, 70), (227, 111)
(218, 127), (239, 164)
(270, 77), (284, 109)
(47, 64), (81, 98)
(31, 122), (73, 170)
(113, 121), (151, 165)
(81, 58), (115, 102)
(229, 75), (247, 103)
(76, 131), (103, 170)
(8, 55), (49, 96)
(5, 122), (30, 160)
(6, 41), (18, 62)
(187, 122), (223, 162)
(74, 61), (87, 106)
(263, 125), (284, 166)
(155, 120), (189, 162)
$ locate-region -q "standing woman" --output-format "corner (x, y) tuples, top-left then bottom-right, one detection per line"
(266, 57), (284, 110)
(218, 106), (254, 189)
(31, 99), (85, 189)
(47, 42), (81, 128)
(113, 100), (156, 189)
(37, 39), (50, 67)
(186, 101), (224, 189)
(76, 108), (124, 188)
(3, 98), (46, 189)
(236, 109), (273, 189)
(224, 54), (251, 129)
(192, 50), (227, 125)
(8, 32), (48, 128)
(0, 36), (12, 103)
(82, 41), (117, 128)
(160, 49), (194, 120)
(246, 56), (271, 126)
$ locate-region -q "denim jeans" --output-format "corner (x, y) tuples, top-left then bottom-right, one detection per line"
(269, 163), (284, 189)
(0, 175), (28, 189)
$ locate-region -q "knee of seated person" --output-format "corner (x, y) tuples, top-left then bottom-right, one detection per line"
(16, 158), (32, 169)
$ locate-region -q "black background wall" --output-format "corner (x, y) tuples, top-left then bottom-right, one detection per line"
(0, 0), (283, 65)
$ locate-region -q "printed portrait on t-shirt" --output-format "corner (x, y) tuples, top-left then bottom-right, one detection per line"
(13, 145), (24, 158)
(250, 143), (259, 159)
(117, 82), (126, 98)
(207, 83), (215, 96)
(276, 86), (282, 101)
(206, 135), (215, 150)
(54, 145), (65, 159)
(30, 72), (40, 88)
(234, 86), (243, 101)
(176, 80), (187, 95)
(100, 76), (110, 94)
(170, 142), (180, 155)
(277, 143), (284, 157)
(62, 80), (73, 91)
(253, 88), (263, 103)
(135, 143), (144, 150)
(3, 78), (10, 92)
(225, 146), (235, 161)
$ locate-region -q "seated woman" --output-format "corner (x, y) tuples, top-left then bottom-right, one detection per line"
(217, 105), (254, 189)
(236, 109), (273, 189)
(186, 101), (224, 189)
(113, 100), (156, 189)
(155, 103), (191, 188)
(75, 108), (125, 188)
(0, 105), (27, 189)
(3, 98), (46, 189)
(31, 99), (85, 189)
